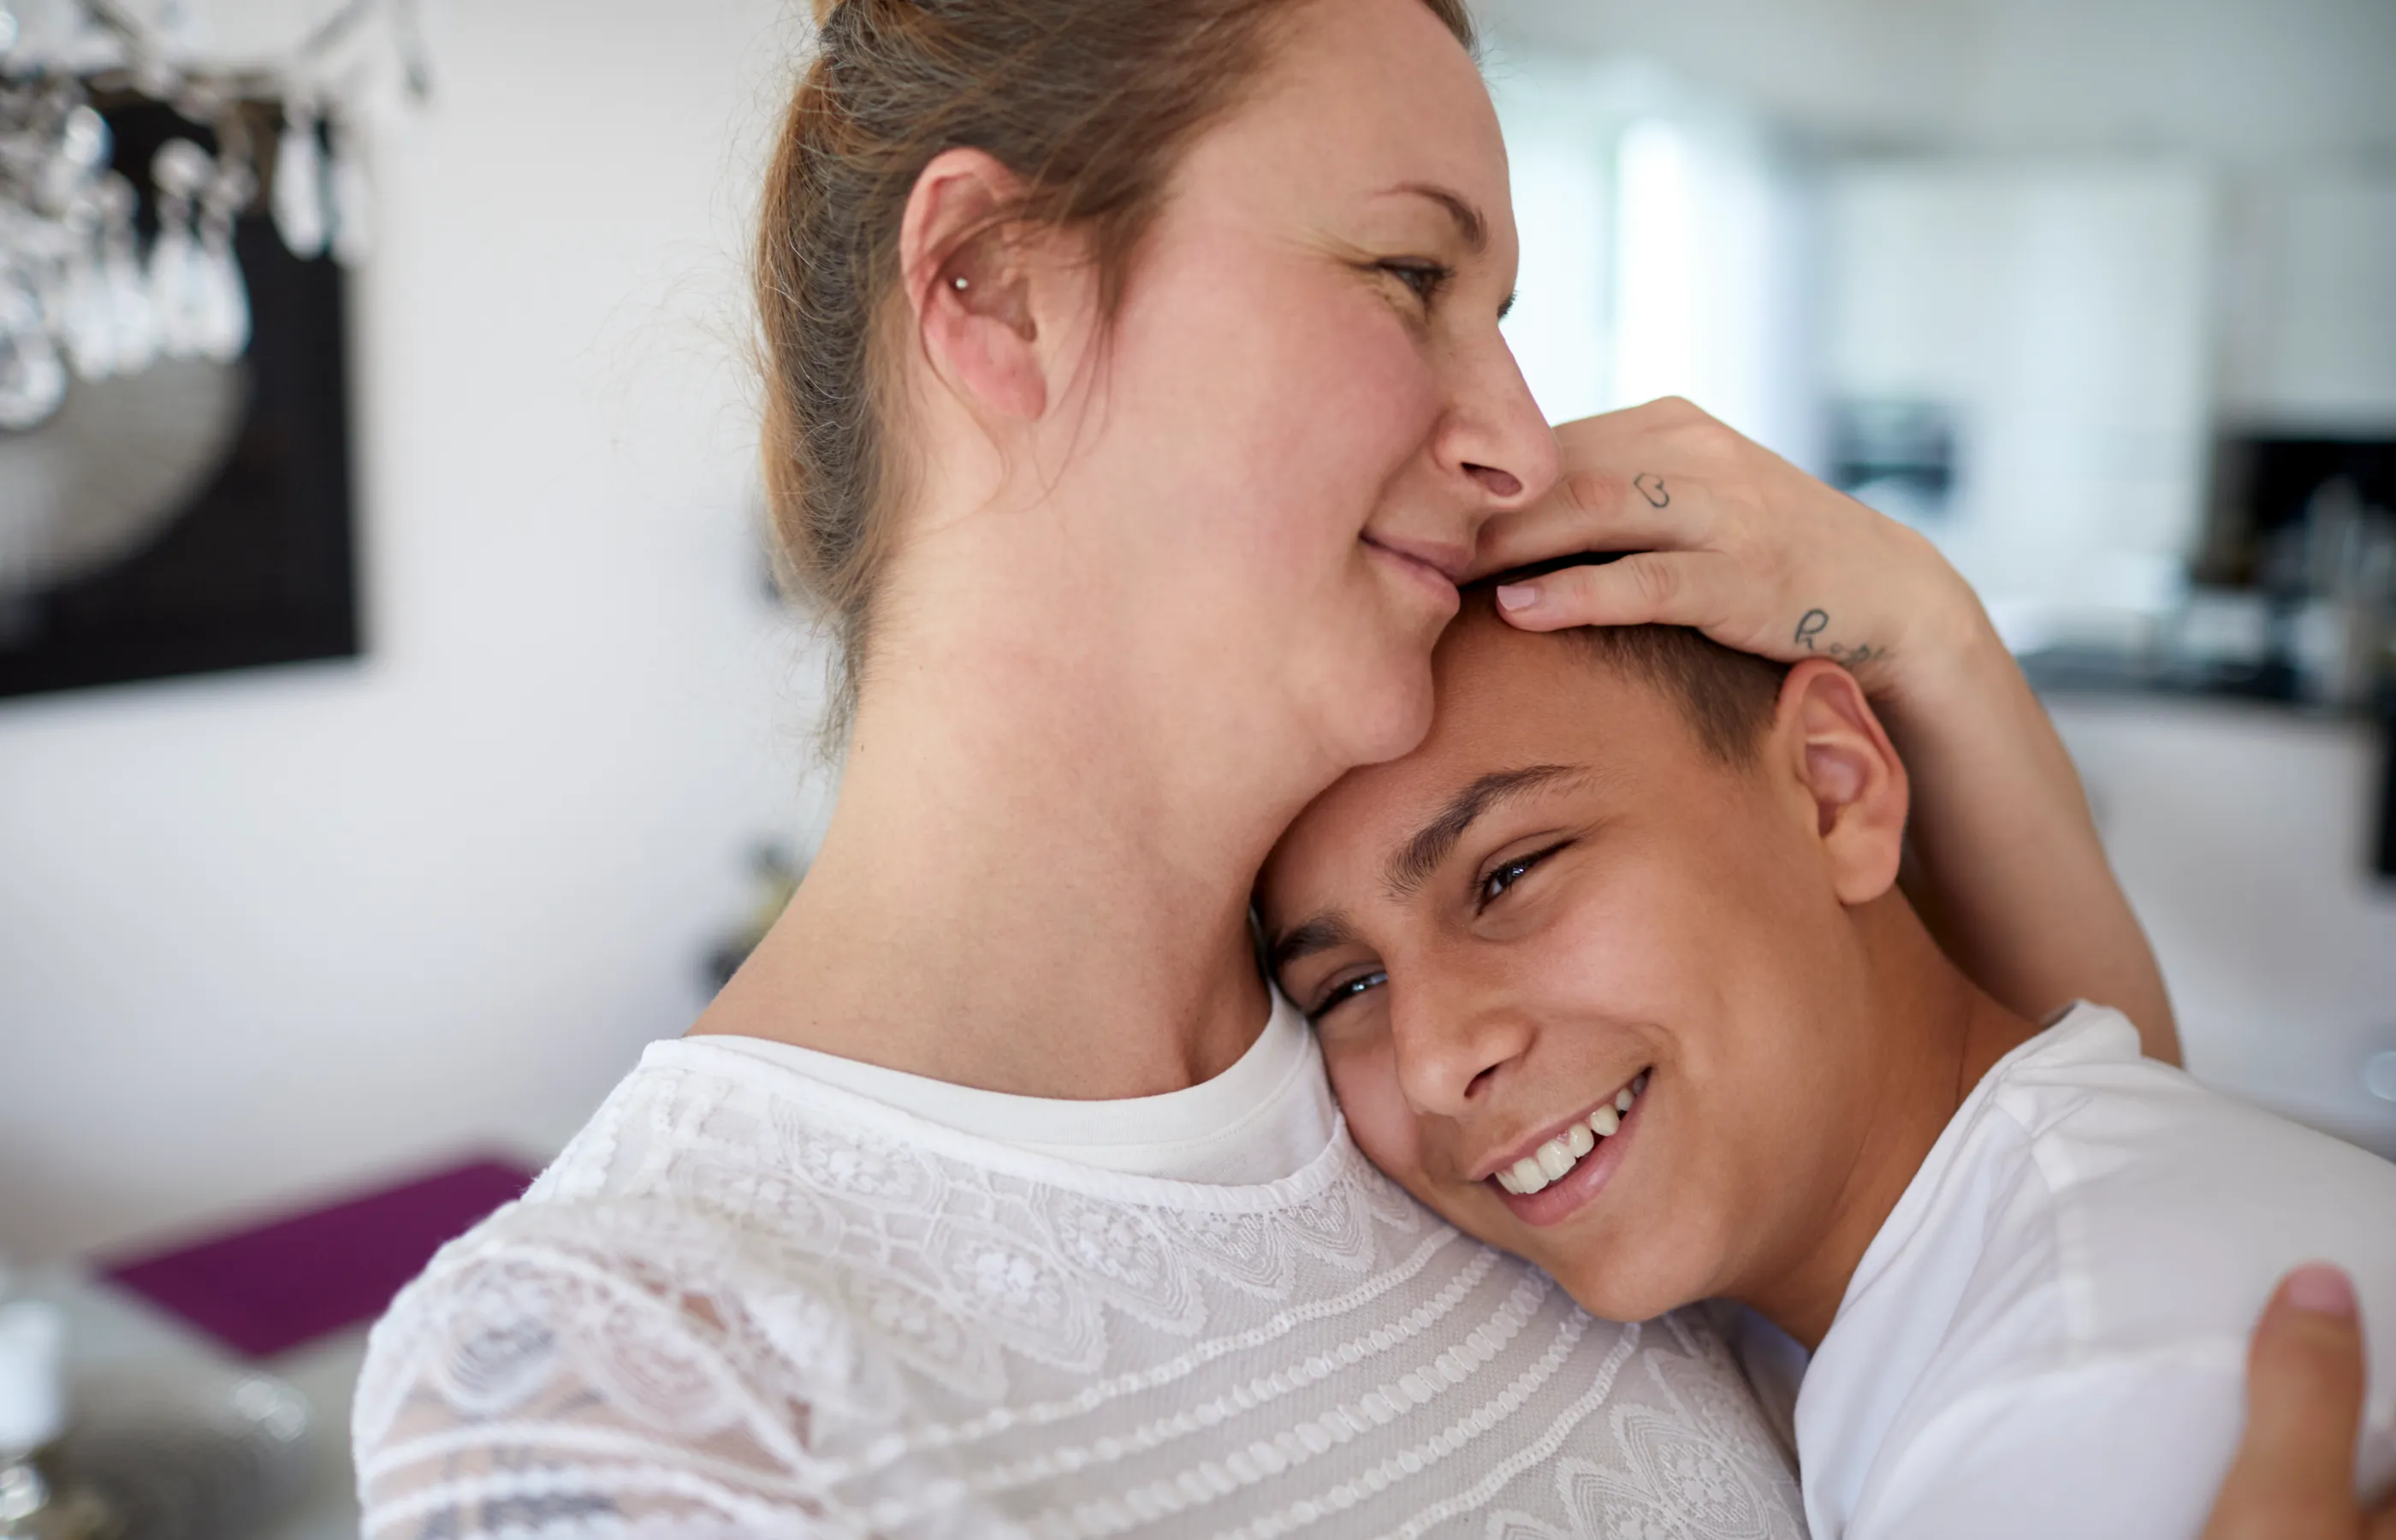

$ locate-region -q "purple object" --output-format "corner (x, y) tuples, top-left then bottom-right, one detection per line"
(101, 1156), (537, 1359)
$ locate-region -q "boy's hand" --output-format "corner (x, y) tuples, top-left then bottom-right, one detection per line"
(2203, 1263), (2396, 1540)
(1469, 396), (1986, 709)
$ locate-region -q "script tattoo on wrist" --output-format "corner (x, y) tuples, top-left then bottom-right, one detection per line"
(1794, 607), (1883, 666)
(1633, 472), (1670, 509)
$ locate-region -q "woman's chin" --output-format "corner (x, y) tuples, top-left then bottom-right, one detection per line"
(1326, 667), (1437, 769)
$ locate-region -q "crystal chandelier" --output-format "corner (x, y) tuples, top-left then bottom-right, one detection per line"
(0, 0), (428, 430)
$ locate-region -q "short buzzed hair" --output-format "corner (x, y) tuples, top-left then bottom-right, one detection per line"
(1562, 624), (1790, 765)
(1456, 565), (1789, 766)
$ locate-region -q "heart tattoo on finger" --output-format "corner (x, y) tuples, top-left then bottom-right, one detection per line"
(1633, 473), (1669, 509)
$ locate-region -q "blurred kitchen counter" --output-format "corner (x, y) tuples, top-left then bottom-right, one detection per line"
(2042, 688), (2396, 1156)
(21, 1265), (364, 1540)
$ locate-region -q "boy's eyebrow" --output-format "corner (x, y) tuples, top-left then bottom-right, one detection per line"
(1268, 764), (1591, 975)
(1271, 911), (1362, 974)
(1385, 764), (1586, 899)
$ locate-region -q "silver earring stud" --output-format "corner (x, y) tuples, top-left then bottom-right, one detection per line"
(950, 274), (970, 292)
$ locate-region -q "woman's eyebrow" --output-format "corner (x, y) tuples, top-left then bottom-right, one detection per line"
(1384, 764), (1585, 898)
(1379, 182), (1487, 254)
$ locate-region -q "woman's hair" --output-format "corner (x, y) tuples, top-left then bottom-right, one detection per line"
(759, 0), (1475, 737)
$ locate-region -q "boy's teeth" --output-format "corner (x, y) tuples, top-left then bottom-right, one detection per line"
(1494, 1073), (1648, 1198)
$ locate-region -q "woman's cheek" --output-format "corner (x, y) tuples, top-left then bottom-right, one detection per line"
(1263, 295), (1449, 537)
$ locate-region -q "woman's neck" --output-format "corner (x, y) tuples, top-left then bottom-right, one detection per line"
(695, 576), (1335, 1100)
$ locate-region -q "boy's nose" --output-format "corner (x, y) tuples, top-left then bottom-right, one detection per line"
(1389, 983), (1537, 1119)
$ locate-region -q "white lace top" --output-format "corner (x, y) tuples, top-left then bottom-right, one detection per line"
(353, 1013), (1805, 1539)
(700, 988), (1341, 1185)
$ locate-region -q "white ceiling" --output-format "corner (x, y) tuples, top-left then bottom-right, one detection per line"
(1480, 0), (2396, 168)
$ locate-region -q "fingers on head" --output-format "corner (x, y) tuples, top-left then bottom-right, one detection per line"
(1560, 468), (1627, 521)
(1620, 552), (1687, 619)
(1498, 552), (1689, 631)
(1474, 476), (1632, 573)
(1481, 468), (1707, 572)
(1639, 394), (1705, 426)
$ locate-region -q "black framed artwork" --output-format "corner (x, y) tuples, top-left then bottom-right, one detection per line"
(0, 102), (360, 702)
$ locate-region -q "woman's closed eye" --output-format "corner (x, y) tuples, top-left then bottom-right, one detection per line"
(1308, 968), (1387, 1022)
(1377, 259), (1453, 307)
(1475, 840), (1569, 912)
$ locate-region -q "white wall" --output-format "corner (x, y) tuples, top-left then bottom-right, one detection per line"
(1490, 60), (1821, 467)
(1824, 161), (2215, 633)
(0, 0), (834, 1262)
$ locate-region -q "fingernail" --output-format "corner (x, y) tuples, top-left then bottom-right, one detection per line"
(2284, 1262), (2357, 1319)
(1496, 583), (1540, 612)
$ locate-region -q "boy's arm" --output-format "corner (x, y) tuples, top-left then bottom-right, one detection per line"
(1854, 1354), (2243, 1540)
(1857, 1342), (2394, 1540)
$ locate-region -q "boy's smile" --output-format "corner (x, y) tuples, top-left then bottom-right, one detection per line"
(1482, 1066), (1647, 1211)
(1258, 599), (2007, 1342)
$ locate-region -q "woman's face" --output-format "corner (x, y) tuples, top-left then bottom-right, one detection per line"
(1050, 0), (1555, 773)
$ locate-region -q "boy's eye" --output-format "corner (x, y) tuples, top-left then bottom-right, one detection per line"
(1378, 260), (1452, 305)
(1308, 968), (1387, 1022)
(1477, 842), (1568, 911)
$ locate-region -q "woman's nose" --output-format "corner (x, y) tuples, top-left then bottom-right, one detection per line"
(1442, 333), (1559, 514)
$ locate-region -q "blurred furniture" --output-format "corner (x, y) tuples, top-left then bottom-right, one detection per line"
(4, 1155), (534, 1539)
(2052, 696), (2396, 1158)
(101, 1158), (531, 1361)
(15, 1266), (355, 1540)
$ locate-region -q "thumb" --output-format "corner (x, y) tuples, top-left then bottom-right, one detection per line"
(2202, 1262), (2369, 1540)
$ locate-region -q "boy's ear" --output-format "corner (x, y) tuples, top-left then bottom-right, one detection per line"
(898, 147), (1053, 421)
(1769, 660), (1910, 905)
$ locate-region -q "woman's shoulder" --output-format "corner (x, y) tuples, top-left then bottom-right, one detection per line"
(351, 1039), (1426, 1472)
(352, 1046), (1804, 1539)
(349, 1049), (904, 1536)
(351, 1178), (897, 1537)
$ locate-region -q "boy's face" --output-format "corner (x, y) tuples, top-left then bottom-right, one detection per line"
(1258, 613), (1891, 1322)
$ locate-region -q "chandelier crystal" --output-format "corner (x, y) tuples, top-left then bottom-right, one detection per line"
(0, 0), (428, 429)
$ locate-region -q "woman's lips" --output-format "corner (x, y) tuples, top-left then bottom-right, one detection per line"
(1361, 534), (1466, 611)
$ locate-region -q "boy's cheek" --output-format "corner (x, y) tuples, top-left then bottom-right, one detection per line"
(1323, 1037), (1432, 1188)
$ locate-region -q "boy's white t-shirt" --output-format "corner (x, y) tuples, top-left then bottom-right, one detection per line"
(1796, 1004), (2396, 1540)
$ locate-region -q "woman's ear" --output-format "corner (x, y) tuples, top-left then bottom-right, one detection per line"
(1770, 659), (1911, 905)
(898, 147), (1050, 421)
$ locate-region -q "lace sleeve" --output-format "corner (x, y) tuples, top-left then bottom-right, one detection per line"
(351, 1203), (872, 1540)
